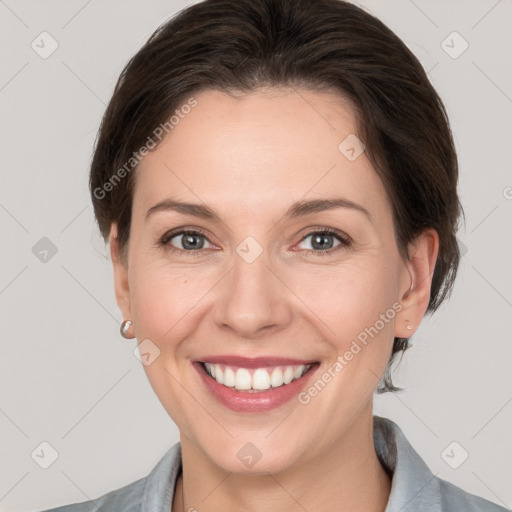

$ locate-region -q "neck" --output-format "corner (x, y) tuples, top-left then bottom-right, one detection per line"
(172, 406), (391, 512)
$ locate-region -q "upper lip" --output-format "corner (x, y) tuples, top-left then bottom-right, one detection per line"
(195, 355), (318, 368)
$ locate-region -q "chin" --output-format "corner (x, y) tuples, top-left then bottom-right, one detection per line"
(208, 445), (297, 475)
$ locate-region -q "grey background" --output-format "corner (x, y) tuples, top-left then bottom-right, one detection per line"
(1, 0), (511, 510)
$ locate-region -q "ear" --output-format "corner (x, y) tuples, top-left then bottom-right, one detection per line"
(110, 222), (132, 322)
(394, 227), (439, 338)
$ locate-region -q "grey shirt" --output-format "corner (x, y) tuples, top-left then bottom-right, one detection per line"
(37, 416), (507, 512)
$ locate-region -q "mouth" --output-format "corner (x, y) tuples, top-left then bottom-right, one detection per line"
(200, 361), (314, 392)
(193, 358), (320, 412)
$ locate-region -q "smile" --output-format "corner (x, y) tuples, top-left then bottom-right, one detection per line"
(193, 359), (320, 412)
(202, 362), (312, 392)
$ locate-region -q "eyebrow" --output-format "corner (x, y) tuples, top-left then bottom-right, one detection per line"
(145, 197), (372, 223)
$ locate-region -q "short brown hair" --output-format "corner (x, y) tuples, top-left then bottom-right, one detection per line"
(89, 0), (463, 392)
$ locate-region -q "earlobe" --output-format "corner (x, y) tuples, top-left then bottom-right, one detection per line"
(395, 228), (439, 338)
(109, 223), (132, 321)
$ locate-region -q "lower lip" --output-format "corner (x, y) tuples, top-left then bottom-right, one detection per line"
(193, 362), (319, 413)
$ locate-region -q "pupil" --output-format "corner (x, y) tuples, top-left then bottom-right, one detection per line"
(183, 234), (204, 250)
(312, 233), (333, 250)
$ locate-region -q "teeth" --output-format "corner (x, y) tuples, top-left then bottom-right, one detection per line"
(203, 363), (311, 391)
(214, 365), (224, 385)
(253, 369), (270, 390)
(270, 367), (284, 387)
(224, 367), (236, 387)
(283, 366), (294, 384)
(235, 368), (251, 390)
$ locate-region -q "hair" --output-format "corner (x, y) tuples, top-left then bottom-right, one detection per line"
(89, 0), (463, 393)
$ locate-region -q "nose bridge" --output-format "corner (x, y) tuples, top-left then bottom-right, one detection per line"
(214, 236), (291, 337)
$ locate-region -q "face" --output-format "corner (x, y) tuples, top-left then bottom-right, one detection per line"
(111, 87), (437, 474)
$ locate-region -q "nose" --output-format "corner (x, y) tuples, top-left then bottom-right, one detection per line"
(213, 248), (292, 339)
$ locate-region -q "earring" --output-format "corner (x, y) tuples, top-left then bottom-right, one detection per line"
(406, 322), (413, 331)
(120, 320), (134, 339)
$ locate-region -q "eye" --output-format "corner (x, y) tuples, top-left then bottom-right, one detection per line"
(296, 228), (351, 256)
(159, 229), (213, 254)
(158, 227), (351, 257)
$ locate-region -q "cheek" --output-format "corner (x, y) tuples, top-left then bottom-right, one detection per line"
(129, 253), (400, 348)
(126, 262), (211, 425)
(287, 259), (399, 342)
(287, 259), (399, 405)
(129, 262), (202, 342)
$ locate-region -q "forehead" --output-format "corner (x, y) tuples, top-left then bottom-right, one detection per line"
(133, 88), (391, 223)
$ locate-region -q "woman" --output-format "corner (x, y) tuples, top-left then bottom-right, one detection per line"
(38, 0), (507, 510)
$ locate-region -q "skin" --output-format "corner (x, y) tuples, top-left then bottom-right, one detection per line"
(110, 87), (438, 512)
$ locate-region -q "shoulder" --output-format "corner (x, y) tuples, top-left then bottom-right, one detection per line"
(34, 443), (182, 512)
(373, 416), (508, 512)
(437, 477), (508, 512)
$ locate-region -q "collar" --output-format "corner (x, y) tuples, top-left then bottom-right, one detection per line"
(139, 416), (469, 512)
(373, 415), (442, 511)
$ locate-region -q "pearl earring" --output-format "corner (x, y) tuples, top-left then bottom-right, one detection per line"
(120, 320), (134, 339)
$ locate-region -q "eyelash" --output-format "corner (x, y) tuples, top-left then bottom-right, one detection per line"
(158, 227), (352, 257)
